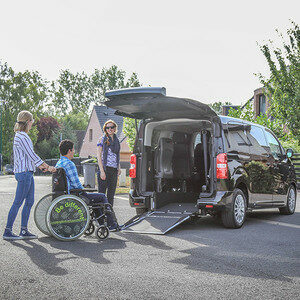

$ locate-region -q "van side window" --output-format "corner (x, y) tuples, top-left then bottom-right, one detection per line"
(264, 130), (282, 159)
(232, 132), (248, 145)
(246, 126), (268, 156)
(248, 126), (267, 146)
(227, 122), (249, 151)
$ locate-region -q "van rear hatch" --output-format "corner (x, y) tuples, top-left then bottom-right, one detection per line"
(104, 87), (217, 120)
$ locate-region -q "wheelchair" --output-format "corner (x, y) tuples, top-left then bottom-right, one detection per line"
(34, 168), (117, 241)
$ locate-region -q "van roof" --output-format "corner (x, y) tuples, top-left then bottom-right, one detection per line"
(219, 115), (266, 130)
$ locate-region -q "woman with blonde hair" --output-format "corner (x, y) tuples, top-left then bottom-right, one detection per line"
(3, 111), (56, 240)
(97, 119), (121, 207)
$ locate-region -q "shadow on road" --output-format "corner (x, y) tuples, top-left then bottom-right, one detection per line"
(39, 236), (127, 265)
(116, 232), (173, 251)
(10, 240), (74, 276)
(167, 210), (300, 283)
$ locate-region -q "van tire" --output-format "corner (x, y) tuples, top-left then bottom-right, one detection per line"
(221, 188), (246, 229)
(279, 185), (296, 215)
(135, 208), (148, 215)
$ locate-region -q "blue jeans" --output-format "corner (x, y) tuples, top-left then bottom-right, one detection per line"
(82, 192), (117, 227)
(6, 171), (35, 230)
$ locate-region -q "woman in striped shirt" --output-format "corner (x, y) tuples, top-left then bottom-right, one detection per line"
(3, 111), (56, 240)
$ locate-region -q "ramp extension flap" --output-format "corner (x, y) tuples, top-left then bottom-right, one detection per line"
(122, 202), (197, 235)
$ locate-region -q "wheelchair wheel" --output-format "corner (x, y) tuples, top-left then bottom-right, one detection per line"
(34, 193), (53, 236)
(84, 222), (95, 236)
(96, 225), (109, 240)
(46, 194), (90, 241)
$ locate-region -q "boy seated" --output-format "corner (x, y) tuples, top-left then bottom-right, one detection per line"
(55, 139), (119, 231)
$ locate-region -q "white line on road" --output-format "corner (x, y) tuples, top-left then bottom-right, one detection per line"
(259, 219), (300, 229)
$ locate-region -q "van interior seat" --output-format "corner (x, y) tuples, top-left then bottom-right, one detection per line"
(154, 137), (174, 179)
(172, 132), (192, 179)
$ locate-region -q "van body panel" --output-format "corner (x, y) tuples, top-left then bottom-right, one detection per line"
(105, 87), (218, 121)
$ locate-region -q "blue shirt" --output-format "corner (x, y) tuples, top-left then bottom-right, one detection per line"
(13, 131), (44, 173)
(97, 136), (118, 169)
(55, 156), (83, 193)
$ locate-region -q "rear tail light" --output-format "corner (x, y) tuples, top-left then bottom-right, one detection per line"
(216, 153), (228, 179)
(129, 154), (137, 178)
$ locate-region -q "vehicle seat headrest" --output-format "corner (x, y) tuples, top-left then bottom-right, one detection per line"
(173, 132), (188, 144)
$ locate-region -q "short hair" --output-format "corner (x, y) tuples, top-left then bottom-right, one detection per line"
(59, 139), (74, 156)
(14, 111), (33, 133)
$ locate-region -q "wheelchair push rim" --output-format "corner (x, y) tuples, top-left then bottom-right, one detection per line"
(46, 194), (90, 241)
(34, 193), (53, 236)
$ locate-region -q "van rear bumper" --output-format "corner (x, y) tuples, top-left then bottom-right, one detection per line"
(197, 191), (233, 210)
(129, 190), (151, 208)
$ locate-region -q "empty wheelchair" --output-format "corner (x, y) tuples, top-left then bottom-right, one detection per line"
(34, 168), (116, 241)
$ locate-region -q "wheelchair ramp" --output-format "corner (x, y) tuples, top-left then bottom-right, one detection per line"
(122, 203), (197, 235)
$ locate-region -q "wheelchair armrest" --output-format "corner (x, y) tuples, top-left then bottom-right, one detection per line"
(83, 188), (97, 192)
(70, 189), (84, 195)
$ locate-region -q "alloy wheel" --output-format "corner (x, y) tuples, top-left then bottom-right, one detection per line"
(288, 188), (296, 212)
(234, 194), (245, 225)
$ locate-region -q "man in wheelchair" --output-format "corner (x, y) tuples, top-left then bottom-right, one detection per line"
(55, 139), (120, 232)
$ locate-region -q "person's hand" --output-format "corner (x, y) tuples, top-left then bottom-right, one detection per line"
(118, 169), (121, 176)
(48, 166), (56, 173)
(100, 171), (106, 180)
(39, 163), (48, 172)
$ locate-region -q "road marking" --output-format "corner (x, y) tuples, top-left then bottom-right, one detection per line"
(259, 219), (300, 229)
(115, 196), (129, 201)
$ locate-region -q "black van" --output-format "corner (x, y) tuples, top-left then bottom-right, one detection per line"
(105, 87), (297, 233)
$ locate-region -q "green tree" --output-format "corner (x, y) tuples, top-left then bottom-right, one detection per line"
(0, 61), (50, 163)
(208, 101), (232, 114)
(50, 65), (141, 116)
(257, 21), (300, 139)
(59, 111), (89, 131)
(90, 65), (141, 104)
(123, 118), (140, 151)
(51, 70), (91, 115)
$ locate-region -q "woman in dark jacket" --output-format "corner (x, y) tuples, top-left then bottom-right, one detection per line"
(97, 120), (121, 207)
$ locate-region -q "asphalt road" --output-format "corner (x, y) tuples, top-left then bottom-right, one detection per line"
(0, 175), (299, 300)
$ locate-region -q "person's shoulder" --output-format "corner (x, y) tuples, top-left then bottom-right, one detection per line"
(15, 131), (29, 139)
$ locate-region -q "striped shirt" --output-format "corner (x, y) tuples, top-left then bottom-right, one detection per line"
(13, 131), (44, 173)
(55, 156), (83, 193)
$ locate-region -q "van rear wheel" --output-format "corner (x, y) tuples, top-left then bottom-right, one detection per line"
(221, 188), (246, 229)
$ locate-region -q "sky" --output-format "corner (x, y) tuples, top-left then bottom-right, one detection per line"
(0, 0), (299, 106)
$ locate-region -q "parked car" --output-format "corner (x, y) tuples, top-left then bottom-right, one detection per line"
(105, 87), (297, 231)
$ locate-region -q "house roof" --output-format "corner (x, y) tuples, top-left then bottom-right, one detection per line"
(94, 105), (126, 142)
(75, 130), (85, 153)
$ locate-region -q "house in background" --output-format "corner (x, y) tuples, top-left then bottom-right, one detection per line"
(80, 106), (132, 170)
(222, 87), (270, 117)
(252, 87), (270, 117)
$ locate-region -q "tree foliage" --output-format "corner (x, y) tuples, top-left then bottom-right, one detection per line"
(123, 118), (140, 151)
(0, 61), (49, 163)
(50, 65), (141, 116)
(59, 111), (89, 131)
(257, 21), (300, 139)
(208, 101), (232, 114)
(36, 117), (60, 142)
